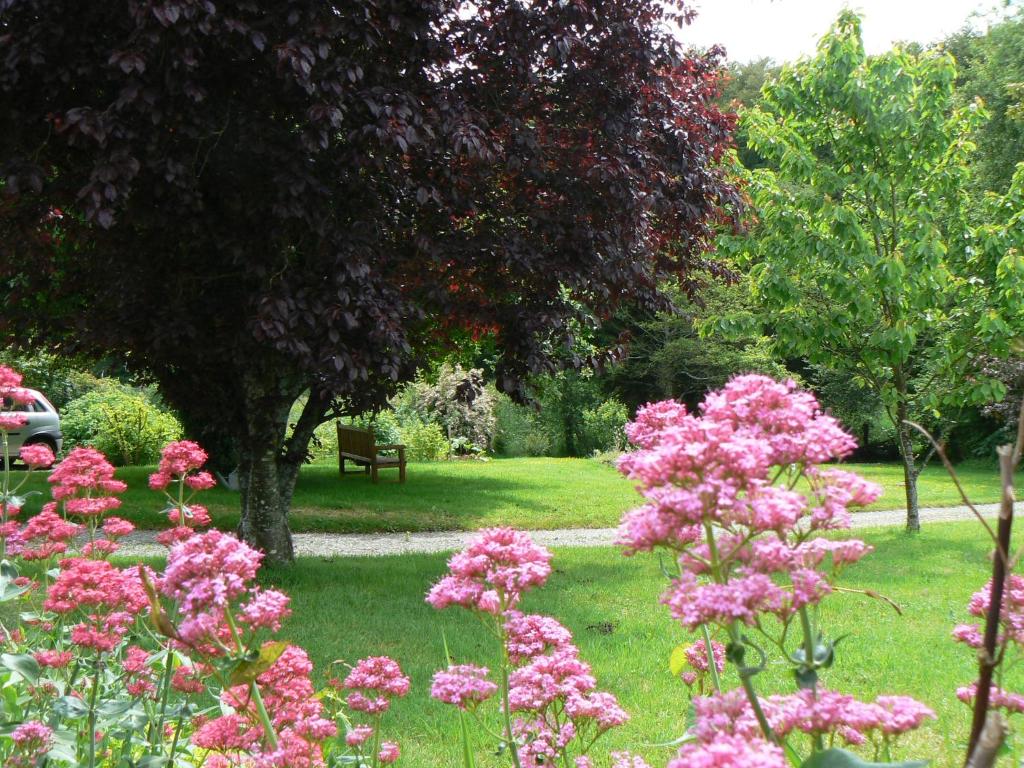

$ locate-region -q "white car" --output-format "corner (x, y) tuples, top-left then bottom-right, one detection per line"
(2, 388), (62, 460)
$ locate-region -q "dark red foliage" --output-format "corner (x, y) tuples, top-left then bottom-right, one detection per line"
(0, 0), (737, 558)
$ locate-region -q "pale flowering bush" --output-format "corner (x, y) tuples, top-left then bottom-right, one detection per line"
(425, 527), (642, 767)
(614, 375), (937, 766)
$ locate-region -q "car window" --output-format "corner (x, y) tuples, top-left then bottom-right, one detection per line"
(1, 396), (45, 413)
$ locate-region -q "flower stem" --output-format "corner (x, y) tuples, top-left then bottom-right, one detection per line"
(498, 637), (522, 768)
(700, 624), (722, 693)
(250, 680), (279, 751)
(798, 607), (824, 752)
(151, 647), (176, 752)
(87, 657), (102, 768)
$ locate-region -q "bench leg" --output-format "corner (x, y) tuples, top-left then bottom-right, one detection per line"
(371, 464), (379, 484)
(363, 463), (370, 475)
(399, 462), (406, 483)
(340, 456), (345, 476)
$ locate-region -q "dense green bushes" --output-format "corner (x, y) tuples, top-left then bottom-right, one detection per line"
(62, 381), (183, 465)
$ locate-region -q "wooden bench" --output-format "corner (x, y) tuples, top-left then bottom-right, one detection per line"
(337, 424), (407, 483)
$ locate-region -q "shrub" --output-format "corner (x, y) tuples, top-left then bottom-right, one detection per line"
(493, 396), (549, 457)
(400, 420), (449, 461)
(389, 365), (497, 450)
(579, 397), (630, 455)
(61, 381), (182, 465)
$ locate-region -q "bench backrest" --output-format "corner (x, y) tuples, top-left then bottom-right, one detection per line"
(338, 425), (376, 458)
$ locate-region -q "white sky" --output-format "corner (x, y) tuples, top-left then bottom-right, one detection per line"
(679, 0), (1016, 63)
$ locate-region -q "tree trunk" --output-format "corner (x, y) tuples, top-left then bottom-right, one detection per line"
(896, 403), (920, 532)
(237, 446), (296, 565)
(234, 370), (303, 566)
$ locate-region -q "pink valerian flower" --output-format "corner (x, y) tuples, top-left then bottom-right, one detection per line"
(0, 413), (29, 430)
(48, 447), (127, 502)
(699, 375), (856, 465)
(680, 639), (726, 687)
(345, 725), (373, 747)
(186, 470), (217, 490)
(564, 691), (630, 731)
(431, 664), (498, 709)
(154, 440), (209, 478)
(238, 589), (292, 632)
(9, 720), (53, 768)
(171, 664), (206, 694)
(688, 688), (934, 750)
(426, 527), (552, 614)
(342, 656), (411, 714)
(215, 646), (336, 767)
(9, 505), (81, 560)
(192, 712), (260, 752)
(0, 366), (34, 402)
(504, 612), (574, 663)
(156, 526), (198, 548)
(167, 503), (212, 528)
(378, 742), (400, 763)
(43, 558), (148, 652)
(33, 649), (73, 669)
(668, 734), (787, 768)
(19, 443), (55, 468)
(610, 753), (652, 768)
(508, 647), (597, 712)
(956, 574), (1024, 648)
(662, 572), (786, 630)
(160, 530), (262, 643)
(957, 682), (1024, 714)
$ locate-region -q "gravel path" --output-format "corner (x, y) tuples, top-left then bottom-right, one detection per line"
(114, 502), (1002, 559)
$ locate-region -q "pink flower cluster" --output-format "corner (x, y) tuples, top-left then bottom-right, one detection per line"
(201, 645), (337, 767)
(679, 639), (725, 689)
(678, 687), (934, 758)
(149, 440), (215, 545)
(19, 443), (55, 469)
(1, 431), (400, 768)
(427, 528), (629, 765)
(160, 530), (284, 647)
(953, 574), (1024, 716)
(8, 721), (53, 768)
(311, 656), (411, 765)
(43, 557), (148, 652)
(0, 365), (34, 432)
(426, 527), (552, 614)
(341, 656), (412, 714)
(616, 376), (880, 631)
(49, 447), (127, 509)
(430, 664), (497, 710)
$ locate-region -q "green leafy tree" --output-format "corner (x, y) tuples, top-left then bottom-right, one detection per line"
(718, 11), (1024, 531)
(609, 280), (791, 410)
(944, 9), (1024, 194)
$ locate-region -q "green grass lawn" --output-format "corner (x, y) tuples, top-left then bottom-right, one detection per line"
(10, 456), (1016, 534)
(258, 520), (1023, 767)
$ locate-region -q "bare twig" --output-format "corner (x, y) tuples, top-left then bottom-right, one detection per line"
(905, 420), (998, 546)
(965, 401), (1024, 762)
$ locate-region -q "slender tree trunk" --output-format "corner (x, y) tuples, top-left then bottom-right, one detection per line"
(237, 446), (296, 565)
(235, 370), (302, 565)
(896, 400), (920, 532)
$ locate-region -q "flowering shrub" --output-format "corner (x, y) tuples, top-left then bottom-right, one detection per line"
(0, 366), (409, 767)
(426, 527), (642, 767)
(614, 376), (936, 765)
